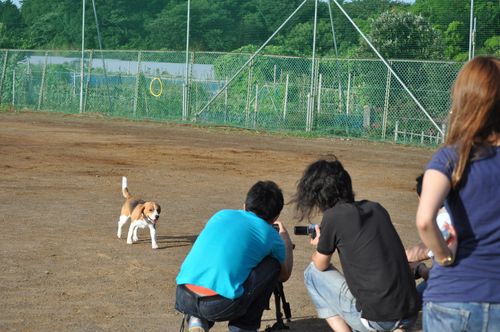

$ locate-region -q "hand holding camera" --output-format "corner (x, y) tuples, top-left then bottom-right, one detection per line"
(272, 221), (287, 233)
(294, 224), (320, 240)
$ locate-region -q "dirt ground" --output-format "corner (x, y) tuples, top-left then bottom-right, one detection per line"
(0, 110), (433, 331)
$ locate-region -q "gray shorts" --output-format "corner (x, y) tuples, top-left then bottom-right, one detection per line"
(303, 262), (416, 332)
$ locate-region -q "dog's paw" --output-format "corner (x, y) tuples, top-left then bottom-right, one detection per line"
(132, 236), (139, 242)
(117, 233), (122, 239)
(127, 239), (133, 244)
(152, 244), (159, 249)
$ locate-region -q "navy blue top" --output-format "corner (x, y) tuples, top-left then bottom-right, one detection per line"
(424, 146), (500, 303)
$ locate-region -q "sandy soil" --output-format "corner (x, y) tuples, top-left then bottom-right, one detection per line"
(0, 110), (433, 331)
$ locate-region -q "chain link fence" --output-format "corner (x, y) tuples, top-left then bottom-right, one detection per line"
(0, 49), (463, 146)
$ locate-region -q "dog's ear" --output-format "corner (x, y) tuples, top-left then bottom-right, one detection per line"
(131, 203), (145, 221)
(156, 204), (161, 214)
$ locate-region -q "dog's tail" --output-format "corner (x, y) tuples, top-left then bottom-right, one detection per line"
(122, 176), (132, 199)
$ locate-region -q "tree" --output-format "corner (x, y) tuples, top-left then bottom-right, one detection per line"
(0, 0), (24, 48)
(411, 0), (469, 30)
(0, 0), (494, 60)
(0, 22), (9, 47)
(344, 0), (406, 20)
(482, 35), (500, 56)
(239, 0), (306, 45)
(274, 20), (342, 56)
(474, 1), (500, 55)
(444, 21), (468, 61)
(411, 0), (500, 58)
(147, 0), (237, 51)
(361, 10), (444, 60)
(21, 0), (83, 49)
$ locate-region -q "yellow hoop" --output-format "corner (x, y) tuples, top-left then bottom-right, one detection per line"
(149, 77), (163, 97)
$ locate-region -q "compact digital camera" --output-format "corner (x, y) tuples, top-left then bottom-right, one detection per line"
(294, 224), (318, 239)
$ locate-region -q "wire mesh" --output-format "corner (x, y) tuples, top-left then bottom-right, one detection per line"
(0, 49), (464, 146)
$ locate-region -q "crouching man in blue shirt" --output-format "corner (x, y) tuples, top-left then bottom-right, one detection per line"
(175, 181), (294, 332)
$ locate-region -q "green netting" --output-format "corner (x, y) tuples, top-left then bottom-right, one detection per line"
(0, 49), (463, 146)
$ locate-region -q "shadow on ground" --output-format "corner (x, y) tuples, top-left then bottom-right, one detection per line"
(135, 234), (197, 249)
(262, 317), (330, 332)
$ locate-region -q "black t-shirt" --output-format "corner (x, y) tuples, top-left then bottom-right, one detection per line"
(317, 200), (419, 321)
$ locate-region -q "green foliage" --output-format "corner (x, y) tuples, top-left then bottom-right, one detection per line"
(411, 0), (469, 30)
(0, 0), (497, 61)
(345, 0), (404, 20)
(0, 22), (8, 47)
(482, 35), (500, 56)
(411, 0), (499, 58)
(275, 20), (337, 56)
(444, 21), (467, 59)
(361, 10), (444, 60)
(474, 2), (500, 54)
(0, 0), (25, 48)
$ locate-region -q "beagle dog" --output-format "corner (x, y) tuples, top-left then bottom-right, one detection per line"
(117, 177), (161, 249)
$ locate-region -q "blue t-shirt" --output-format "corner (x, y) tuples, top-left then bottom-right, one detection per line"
(176, 209), (285, 299)
(424, 146), (500, 303)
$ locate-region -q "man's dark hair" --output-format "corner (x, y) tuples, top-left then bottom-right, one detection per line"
(415, 173), (424, 197)
(245, 181), (284, 223)
(291, 155), (355, 222)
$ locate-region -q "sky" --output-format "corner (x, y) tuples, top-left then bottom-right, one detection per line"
(9, 0), (20, 8)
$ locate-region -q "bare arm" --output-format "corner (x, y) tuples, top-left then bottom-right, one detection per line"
(406, 242), (430, 262)
(416, 170), (457, 265)
(312, 251), (332, 271)
(309, 225), (332, 271)
(274, 221), (294, 282)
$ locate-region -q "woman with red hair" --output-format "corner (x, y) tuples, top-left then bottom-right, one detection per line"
(416, 56), (500, 331)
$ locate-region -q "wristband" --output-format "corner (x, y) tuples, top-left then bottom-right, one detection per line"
(437, 255), (454, 266)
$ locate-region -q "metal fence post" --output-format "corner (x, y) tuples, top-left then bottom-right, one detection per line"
(224, 76), (228, 123)
(244, 60), (253, 126)
(283, 74), (289, 120)
(346, 68), (351, 115)
(253, 84), (258, 129)
(186, 51), (195, 120)
(12, 68), (15, 107)
(37, 52), (48, 111)
(273, 64), (277, 85)
(306, 93), (313, 132)
(83, 50), (93, 113)
(182, 47), (191, 121)
(0, 50), (9, 104)
(133, 51), (142, 117)
(317, 73), (322, 115)
(182, 83), (187, 120)
(382, 61), (392, 140)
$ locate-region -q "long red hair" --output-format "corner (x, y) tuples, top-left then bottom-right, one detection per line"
(445, 56), (500, 188)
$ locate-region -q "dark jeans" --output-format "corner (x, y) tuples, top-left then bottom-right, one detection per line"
(175, 256), (281, 331)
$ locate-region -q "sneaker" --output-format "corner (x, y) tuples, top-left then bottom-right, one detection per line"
(187, 315), (209, 332)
